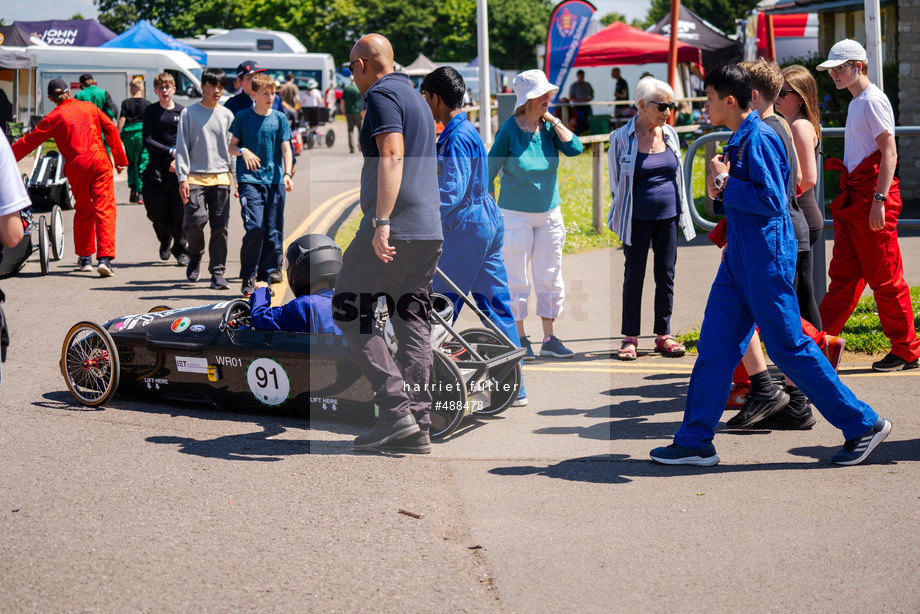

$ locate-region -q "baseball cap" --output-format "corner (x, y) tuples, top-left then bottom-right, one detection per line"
(79, 73), (94, 86)
(47, 78), (68, 97)
(512, 70), (559, 112)
(817, 39), (868, 71)
(236, 60), (265, 79)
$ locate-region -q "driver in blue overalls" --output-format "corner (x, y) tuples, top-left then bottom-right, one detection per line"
(420, 67), (527, 407)
(248, 234), (343, 335)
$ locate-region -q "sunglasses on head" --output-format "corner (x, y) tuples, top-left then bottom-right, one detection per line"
(650, 100), (677, 113)
(778, 88), (796, 99)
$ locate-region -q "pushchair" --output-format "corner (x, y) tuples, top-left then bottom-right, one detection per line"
(297, 107), (335, 149)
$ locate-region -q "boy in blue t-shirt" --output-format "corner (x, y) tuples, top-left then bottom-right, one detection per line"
(249, 234), (343, 335)
(229, 72), (293, 297)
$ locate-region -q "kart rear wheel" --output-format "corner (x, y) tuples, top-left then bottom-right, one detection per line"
(453, 328), (522, 416)
(38, 216), (50, 276)
(325, 130), (335, 148)
(60, 322), (121, 407)
(429, 349), (468, 440)
(50, 205), (64, 261)
(62, 180), (75, 210)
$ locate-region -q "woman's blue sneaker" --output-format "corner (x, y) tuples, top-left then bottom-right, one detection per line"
(540, 335), (574, 358)
(519, 336), (536, 362)
(650, 443), (720, 466)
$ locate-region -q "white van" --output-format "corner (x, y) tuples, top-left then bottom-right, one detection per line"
(21, 45), (204, 115)
(198, 50), (337, 111)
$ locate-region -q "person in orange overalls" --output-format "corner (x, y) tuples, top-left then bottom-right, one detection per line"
(12, 79), (128, 277)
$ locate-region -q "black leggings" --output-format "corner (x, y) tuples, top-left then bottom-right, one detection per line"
(794, 228), (822, 329)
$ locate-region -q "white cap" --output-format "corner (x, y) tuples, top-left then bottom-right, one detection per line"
(512, 70), (558, 112)
(816, 39), (868, 71)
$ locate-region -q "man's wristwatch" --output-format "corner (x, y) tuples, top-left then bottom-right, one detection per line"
(372, 217), (390, 228)
(873, 192), (887, 203)
(714, 172), (729, 190)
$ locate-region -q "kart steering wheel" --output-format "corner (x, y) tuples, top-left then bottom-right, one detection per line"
(219, 300), (252, 332)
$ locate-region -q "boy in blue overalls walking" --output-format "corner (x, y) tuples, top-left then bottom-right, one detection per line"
(650, 64), (890, 467)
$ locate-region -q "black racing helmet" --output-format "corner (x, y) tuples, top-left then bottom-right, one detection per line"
(284, 234), (343, 296)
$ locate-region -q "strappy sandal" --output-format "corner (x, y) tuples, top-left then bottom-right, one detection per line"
(655, 335), (686, 357)
(617, 337), (638, 361)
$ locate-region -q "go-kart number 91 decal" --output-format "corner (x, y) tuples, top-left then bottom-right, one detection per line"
(247, 358), (291, 406)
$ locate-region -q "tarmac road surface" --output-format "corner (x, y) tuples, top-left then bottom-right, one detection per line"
(2, 128), (918, 612)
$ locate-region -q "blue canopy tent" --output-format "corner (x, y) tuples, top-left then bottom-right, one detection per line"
(100, 20), (206, 65)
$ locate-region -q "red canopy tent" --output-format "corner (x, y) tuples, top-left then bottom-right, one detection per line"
(573, 21), (701, 68)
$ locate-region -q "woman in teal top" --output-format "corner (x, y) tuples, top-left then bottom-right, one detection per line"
(488, 69), (583, 360)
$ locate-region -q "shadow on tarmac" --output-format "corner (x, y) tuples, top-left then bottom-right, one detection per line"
(489, 442), (918, 484)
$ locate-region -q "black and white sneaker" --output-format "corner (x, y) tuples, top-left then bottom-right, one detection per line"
(831, 417), (891, 466)
(725, 387), (789, 428)
(871, 352), (918, 372)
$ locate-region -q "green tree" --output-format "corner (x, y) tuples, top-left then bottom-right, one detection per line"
(488, 0), (552, 69)
(600, 12), (649, 29)
(647, 0), (755, 36)
(95, 0), (552, 68)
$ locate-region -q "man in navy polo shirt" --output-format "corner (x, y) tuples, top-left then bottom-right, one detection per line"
(333, 34), (443, 454)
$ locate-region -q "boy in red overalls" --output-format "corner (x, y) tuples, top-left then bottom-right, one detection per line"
(817, 40), (920, 371)
(12, 79), (127, 277)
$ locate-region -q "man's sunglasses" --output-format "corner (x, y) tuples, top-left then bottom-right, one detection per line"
(778, 88), (797, 99)
(650, 100), (677, 113)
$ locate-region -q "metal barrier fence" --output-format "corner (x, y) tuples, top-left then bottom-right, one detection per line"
(681, 125), (920, 300)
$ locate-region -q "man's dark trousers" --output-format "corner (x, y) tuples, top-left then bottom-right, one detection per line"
(333, 238), (442, 435)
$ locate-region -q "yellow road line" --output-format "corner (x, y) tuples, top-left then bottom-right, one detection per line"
(271, 186), (360, 304)
(524, 364), (918, 377)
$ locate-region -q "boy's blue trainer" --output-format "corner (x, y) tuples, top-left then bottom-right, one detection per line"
(650, 443), (720, 466)
(540, 335), (574, 359)
(831, 417), (891, 466)
(511, 383), (528, 407)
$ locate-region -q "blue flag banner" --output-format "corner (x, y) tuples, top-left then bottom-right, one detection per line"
(545, 0), (596, 103)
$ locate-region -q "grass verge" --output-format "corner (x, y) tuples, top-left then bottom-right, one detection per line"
(676, 287), (920, 357)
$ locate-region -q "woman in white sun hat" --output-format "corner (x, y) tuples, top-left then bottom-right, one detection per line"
(488, 69), (583, 360)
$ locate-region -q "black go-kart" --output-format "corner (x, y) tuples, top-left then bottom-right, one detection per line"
(24, 150), (75, 210)
(0, 205), (65, 279)
(59, 270), (525, 440)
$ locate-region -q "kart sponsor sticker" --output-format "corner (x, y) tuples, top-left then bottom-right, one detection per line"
(114, 321), (126, 331)
(171, 317), (191, 333)
(189, 324), (206, 333)
(175, 356), (209, 374)
(247, 358), (290, 406)
(216, 356), (243, 367)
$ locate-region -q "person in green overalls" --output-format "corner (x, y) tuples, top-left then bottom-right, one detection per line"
(117, 78), (150, 203)
(75, 73), (118, 119)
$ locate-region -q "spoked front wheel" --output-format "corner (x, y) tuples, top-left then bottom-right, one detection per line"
(60, 322), (121, 407)
(445, 328), (522, 416)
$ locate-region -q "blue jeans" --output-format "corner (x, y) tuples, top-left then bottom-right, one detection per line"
(238, 182), (285, 281)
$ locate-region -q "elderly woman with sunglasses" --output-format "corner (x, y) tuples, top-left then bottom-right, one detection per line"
(607, 77), (696, 360)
